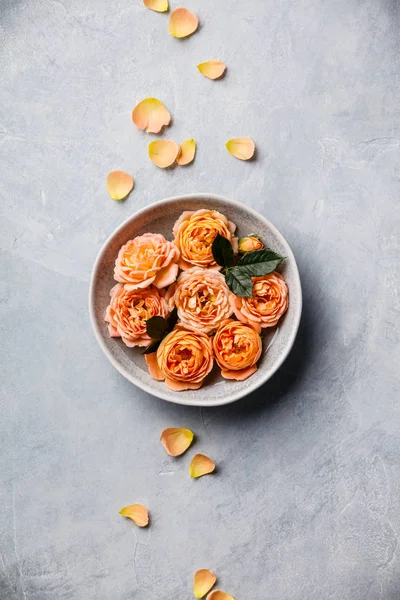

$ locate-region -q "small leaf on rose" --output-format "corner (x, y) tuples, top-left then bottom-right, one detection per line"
(141, 339), (162, 355)
(211, 233), (235, 268)
(237, 248), (285, 275)
(167, 306), (178, 330)
(225, 268), (253, 297)
(146, 315), (171, 340)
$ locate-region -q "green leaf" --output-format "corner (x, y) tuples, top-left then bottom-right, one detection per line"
(167, 307), (178, 330)
(225, 268), (254, 297)
(146, 316), (170, 340)
(211, 233), (235, 268)
(237, 248), (284, 276)
(141, 339), (162, 355)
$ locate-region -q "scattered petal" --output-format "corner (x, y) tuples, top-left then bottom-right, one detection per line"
(225, 137), (255, 160)
(177, 138), (196, 165)
(106, 170), (134, 201)
(149, 140), (180, 168)
(190, 454), (215, 478)
(144, 0), (168, 12)
(194, 570), (217, 598)
(160, 428), (194, 456)
(132, 98), (171, 133)
(206, 592), (235, 600)
(197, 61), (226, 80)
(119, 504), (149, 527)
(169, 8), (199, 38)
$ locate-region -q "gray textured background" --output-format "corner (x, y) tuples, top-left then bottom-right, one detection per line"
(1, 0), (400, 598)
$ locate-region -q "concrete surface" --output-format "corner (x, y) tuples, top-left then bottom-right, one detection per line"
(1, 0), (400, 598)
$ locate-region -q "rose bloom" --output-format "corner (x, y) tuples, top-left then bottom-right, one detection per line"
(174, 267), (232, 334)
(114, 233), (179, 290)
(213, 319), (262, 380)
(173, 209), (238, 270)
(230, 271), (289, 330)
(238, 235), (264, 253)
(105, 284), (171, 347)
(145, 325), (214, 391)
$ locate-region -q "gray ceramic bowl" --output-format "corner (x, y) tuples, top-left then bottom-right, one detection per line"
(89, 193), (302, 406)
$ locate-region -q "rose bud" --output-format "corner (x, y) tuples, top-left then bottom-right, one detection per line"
(238, 234), (264, 253)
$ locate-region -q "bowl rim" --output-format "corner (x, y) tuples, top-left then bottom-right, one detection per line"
(89, 192), (302, 406)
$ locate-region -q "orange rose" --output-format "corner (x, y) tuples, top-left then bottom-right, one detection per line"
(238, 235), (264, 253)
(145, 325), (214, 391)
(105, 284), (171, 347)
(173, 209), (237, 270)
(213, 319), (262, 380)
(174, 267), (232, 334)
(230, 272), (288, 330)
(114, 233), (179, 290)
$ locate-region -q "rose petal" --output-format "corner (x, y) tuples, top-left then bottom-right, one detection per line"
(206, 592), (235, 600)
(143, 0), (168, 12)
(189, 454), (216, 478)
(132, 98), (171, 133)
(145, 353), (165, 381)
(106, 170), (134, 200)
(194, 569), (217, 598)
(177, 138), (196, 166)
(225, 137), (255, 160)
(197, 61), (226, 80)
(160, 428), (194, 456)
(169, 8), (198, 38)
(221, 365), (257, 381)
(149, 140), (180, 168)
(153, 262), (179, 288)
(119, 504), (149, 527)
(165, 377), (203, 391)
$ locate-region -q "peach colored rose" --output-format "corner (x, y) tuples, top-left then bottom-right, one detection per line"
(213, 319), (262, 380)
(238, 235), (264, 253)
(114, 233), (179, 290)
(174, 267), (233, 334)
(105, 284), (171, 347)
(145, 325), (214, 391)
(173, 209), (238, 270)
(230, 271), (288, 330)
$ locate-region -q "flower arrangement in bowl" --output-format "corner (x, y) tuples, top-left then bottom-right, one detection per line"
(89, 194), (302, 406)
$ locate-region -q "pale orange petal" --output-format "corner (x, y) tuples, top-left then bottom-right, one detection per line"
(160, 428), (194, 456)
(106, 170), (134, 200)
(119, 504), (149, 527)
(169, 8), (198, 38)
(189, 454), (216, 478)
(145, 353), (165, 381)
(153, 262), (179, 288)
(149, 140), (180, 168)
(206, 592), (235, 600)
(132, 98), (171, 133)
(177, 138), (196, 166)
(197, 61), (226, 80)
(221, 365), (257, 381)
(225, 137), (255, 160)
(143, 0), (168, 12)
(165, 377), (203, 391)
(194, 569), (217, 598)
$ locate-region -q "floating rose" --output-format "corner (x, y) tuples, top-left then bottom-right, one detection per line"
(230, 272), (289, 329)
(114, 233), (179, 290)
(146, 325), (213, 390)
(173, 209), (237, 270)
(174, 267), (232, 334)
(105, 284), (171, 347)
(213, 318), (262, 380)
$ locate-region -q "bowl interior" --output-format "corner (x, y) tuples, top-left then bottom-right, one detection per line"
(89, 194), (302, 406)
